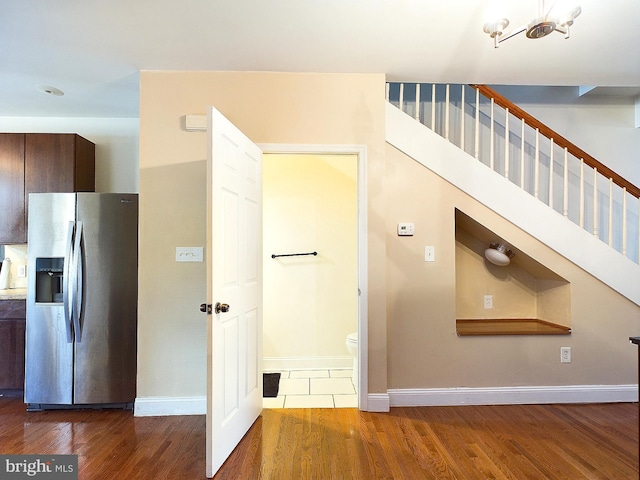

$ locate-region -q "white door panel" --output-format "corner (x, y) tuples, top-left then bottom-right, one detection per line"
(206, 106), (263, 478)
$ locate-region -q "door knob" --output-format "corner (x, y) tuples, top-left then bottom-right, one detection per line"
(200, 303), (212, 314)
(215, 302), (230, 314)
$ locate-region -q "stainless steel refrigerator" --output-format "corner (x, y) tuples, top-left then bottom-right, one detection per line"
(25, 193), (138, 411)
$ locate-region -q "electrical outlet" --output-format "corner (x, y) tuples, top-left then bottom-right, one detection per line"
(560, 346), (572, 363)
(483, 295), (493, 309)
(17, 265), (26, 278)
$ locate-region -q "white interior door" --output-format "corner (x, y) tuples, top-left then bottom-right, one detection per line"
(205, 106), (263, 478)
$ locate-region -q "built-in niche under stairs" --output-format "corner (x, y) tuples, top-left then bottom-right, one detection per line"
(455, 209), (571, 336)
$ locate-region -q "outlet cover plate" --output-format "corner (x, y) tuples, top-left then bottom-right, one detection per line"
(483, 295), (493, 309)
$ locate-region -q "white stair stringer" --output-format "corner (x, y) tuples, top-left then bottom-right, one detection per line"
(386, 102), (640, 307)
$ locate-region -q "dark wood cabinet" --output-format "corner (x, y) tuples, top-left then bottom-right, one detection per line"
(0, 300), (26, 392)
(0, 134), (26, 244)
(25, 133), (95, 194)
(0, 133), (95, 243)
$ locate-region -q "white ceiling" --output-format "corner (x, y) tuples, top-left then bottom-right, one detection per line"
(2, 0), (639, 118)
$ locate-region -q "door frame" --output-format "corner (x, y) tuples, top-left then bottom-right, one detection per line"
(259, 143), (368, 410)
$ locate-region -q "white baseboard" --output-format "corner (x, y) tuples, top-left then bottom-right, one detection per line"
(263, 356), (352, 371)
(388, 384), (638, 407)
(134, 396), (206, 417)
(366, 393), (391, 412)
(133, 385), (633, 417)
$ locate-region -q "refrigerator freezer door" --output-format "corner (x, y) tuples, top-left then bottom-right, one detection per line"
(25, 193), (76, 405)
(73, 193), (138, 405)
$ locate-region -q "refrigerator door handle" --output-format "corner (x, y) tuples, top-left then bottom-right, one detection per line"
(63, 221), (75, 343)
(72, 221), (84, 343)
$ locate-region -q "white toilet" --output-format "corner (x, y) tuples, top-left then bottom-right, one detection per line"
(345, 332), (358, 392)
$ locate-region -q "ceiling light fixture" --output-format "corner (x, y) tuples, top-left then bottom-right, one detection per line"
(483, 0), (581, 48)
(36, 85), (64, 97)
(484, 243), (515, 266)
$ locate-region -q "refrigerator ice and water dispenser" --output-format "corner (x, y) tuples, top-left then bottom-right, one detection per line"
(34, 257), (64, 303)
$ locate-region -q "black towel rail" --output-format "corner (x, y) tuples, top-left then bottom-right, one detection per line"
(271, 251), (318, 259)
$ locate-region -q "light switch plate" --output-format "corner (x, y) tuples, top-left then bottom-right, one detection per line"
(176, 247), (204, 262)
(424, 246), (435, 262)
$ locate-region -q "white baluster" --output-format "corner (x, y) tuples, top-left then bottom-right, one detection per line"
(520, 119), (525, 188)
(385, 83), (390, 101)
(593, 168), (598, 237)
(505, 108), (510, 179)
(549, 139), (554, 210)
(431, 84), (436, 131)
(608, 178), (614, 246)
(579, 159), (585, 228)
(445, 84), (450, 141)
(534, 129), (540, 199)
(490, 98), (495, 170)
(399, 83), (404, 113)
(474, 88), (480, 160)
(563, 148), (569, 217)
(622, 188), (627, 255)
(415, 84), (421, 122)
(460, 85), (465, 152)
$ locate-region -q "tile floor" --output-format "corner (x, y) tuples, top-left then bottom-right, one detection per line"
(263, 369), (358, 408)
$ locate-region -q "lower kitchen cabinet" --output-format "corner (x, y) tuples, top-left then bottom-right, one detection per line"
(0, 300), (26, 392)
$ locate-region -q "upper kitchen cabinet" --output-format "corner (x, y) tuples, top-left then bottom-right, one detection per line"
(0, 133), (95, 244)
(0, 134), (26, 244)
(25, 134), (95, 194)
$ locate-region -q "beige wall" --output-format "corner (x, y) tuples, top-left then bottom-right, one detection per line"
(138, 70), (639, 403)
(138, 72), (387, 398)
(263, 154), (357, 365)
(455, 230), (539, 320)
(455, 228), (571, 326)
(386, 143), (640, 389)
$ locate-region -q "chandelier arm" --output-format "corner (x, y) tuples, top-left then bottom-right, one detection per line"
(495, 25), (528, 46)
(555, 24), (570, 38)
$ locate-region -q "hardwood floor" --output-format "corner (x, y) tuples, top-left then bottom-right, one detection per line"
(0, 397), (637, 479)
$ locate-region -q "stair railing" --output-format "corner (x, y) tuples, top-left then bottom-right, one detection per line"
(386, 83), (640, 265)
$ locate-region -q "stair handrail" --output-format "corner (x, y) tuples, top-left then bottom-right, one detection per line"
(471, 84), (640, 199)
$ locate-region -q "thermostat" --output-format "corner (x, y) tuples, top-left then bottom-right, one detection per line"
(397, 223), (415, 236)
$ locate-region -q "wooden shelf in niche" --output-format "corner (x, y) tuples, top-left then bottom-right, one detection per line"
(456, 318), (571, 336)
(454, 209), (572, 337)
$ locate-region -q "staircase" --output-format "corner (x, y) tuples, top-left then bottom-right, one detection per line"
(386, 83), (640, 307)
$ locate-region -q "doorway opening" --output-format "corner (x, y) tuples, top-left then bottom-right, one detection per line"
(260, 145), (368, 410)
